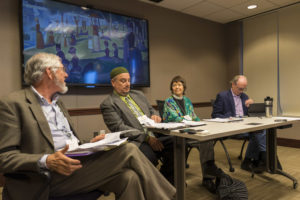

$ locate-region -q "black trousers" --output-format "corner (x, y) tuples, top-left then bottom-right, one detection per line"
(138, 135), (174, 185)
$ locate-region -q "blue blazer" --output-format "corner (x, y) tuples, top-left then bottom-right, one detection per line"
(211, 90), (249, 118)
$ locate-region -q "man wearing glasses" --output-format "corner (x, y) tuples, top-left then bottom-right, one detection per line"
(0, 53), (175, 200)
(212, 75), (267, 173)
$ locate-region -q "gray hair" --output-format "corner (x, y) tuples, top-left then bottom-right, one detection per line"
(230, 75), (246, 85)
(24, 52), (61, 85)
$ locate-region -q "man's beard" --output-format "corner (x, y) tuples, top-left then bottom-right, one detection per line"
(54, 75), (68, 94)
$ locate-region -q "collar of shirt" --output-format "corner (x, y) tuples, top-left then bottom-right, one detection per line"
(231, 89), (244, 117)
(113, 90), (124, 97)
(114, 90), (131, 101)
(231, 88), (241, 98)
(31, 86), (59, 105)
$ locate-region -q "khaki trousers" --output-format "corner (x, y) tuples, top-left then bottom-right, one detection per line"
(50, 143), (176, 200)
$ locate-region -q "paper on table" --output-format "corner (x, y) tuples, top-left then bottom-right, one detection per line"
(182, 120), (206, 126)
(137, 115), (206, 130)
(273, 116), (300, 121)
(65, 131), (128, 156)
(138, 115), (185, 129)
(203, 118), (243, 123)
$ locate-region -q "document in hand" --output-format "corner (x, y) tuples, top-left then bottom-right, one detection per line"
(65, 131), (128, 157)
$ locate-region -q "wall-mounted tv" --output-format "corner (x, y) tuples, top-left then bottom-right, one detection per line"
(20, 0), (150, 87)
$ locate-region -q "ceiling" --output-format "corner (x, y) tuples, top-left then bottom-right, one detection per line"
(138, 0), (300, 24)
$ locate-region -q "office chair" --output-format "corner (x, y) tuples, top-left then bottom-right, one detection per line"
(156, 100), (165, 120)
(0, 173), (4, 186)
(211, 101), (266, 168)
(235, 103), (266, 161)
(237, 103), (266, 160)
(210, 100), (235, 172)
(156, 100), (210, 169)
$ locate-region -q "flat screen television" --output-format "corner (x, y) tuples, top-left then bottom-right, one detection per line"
(20, 0), (150, 87)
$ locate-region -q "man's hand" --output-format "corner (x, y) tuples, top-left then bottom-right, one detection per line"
(245, 98), (254, 107)
(148, 136), (164, 151)
(46, 145), (82, 176)
(151, 115), (161, 123)
(90, 133), (105, 143)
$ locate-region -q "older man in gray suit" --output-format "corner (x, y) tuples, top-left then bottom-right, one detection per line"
(100, 67), (175, 184)
(0, 53), (175, 200)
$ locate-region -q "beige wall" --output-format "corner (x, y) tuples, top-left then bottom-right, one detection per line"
(0, 1), (21, 95)
(241, 4), (300, 140)
(243, 13), (278, 112)
(225, 21), (242, 80)
(0, 0), (229, 140)
(278, 4), (300, 116)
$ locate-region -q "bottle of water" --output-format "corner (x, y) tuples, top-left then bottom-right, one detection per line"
(264, 96), (273, 117)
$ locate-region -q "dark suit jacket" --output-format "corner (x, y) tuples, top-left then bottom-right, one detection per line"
(0, 88), (80, 200)
(212, 89), (249, 118)
(100, 90), (158, 146)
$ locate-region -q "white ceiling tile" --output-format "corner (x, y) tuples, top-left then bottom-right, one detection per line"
(182, 1), (224, 17)
(230, 0), (277, 17)
(159, 0), (205, 11)
(207, 9), (245, 19)
(208, 0), (245, 8)
(138, 0), (300, 24)
(206, 8), (246, 23)
(267, 0), (300, 6)
(138, 0), (205, 11)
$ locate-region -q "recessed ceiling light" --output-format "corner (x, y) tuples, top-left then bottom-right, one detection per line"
(248, 4), (257, 9)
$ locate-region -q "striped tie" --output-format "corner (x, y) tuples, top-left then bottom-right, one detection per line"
(125, 97), (143, 117)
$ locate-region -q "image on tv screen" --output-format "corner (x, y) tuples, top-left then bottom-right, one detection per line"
(21, 0), (150, 87)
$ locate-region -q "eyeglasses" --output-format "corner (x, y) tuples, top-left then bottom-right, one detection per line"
(51, 66), (66, 72)
(236, 86), (247, 92)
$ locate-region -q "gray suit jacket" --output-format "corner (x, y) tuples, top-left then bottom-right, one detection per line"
(0, 87), (80, 200)
(100, 90), (158, 146)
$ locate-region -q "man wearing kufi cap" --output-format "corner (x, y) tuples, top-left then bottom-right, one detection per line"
(101, 67), (175, 185)
(0, 54), (176, 200)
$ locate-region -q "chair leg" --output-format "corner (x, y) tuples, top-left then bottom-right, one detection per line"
(213, 140), (217, 146)
(238, 139), (247, 160)
(219, 139), (235, 172)
(185, 147), (192, 168)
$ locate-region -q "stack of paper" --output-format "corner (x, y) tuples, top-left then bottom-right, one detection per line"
(65, 131), (128, 157)
(203, 118), (243, 123)
(182, 120), (206, 126)
(137, 115), (206, 130)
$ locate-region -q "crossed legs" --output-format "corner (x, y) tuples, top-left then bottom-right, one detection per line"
(49, 143), (176, 200)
